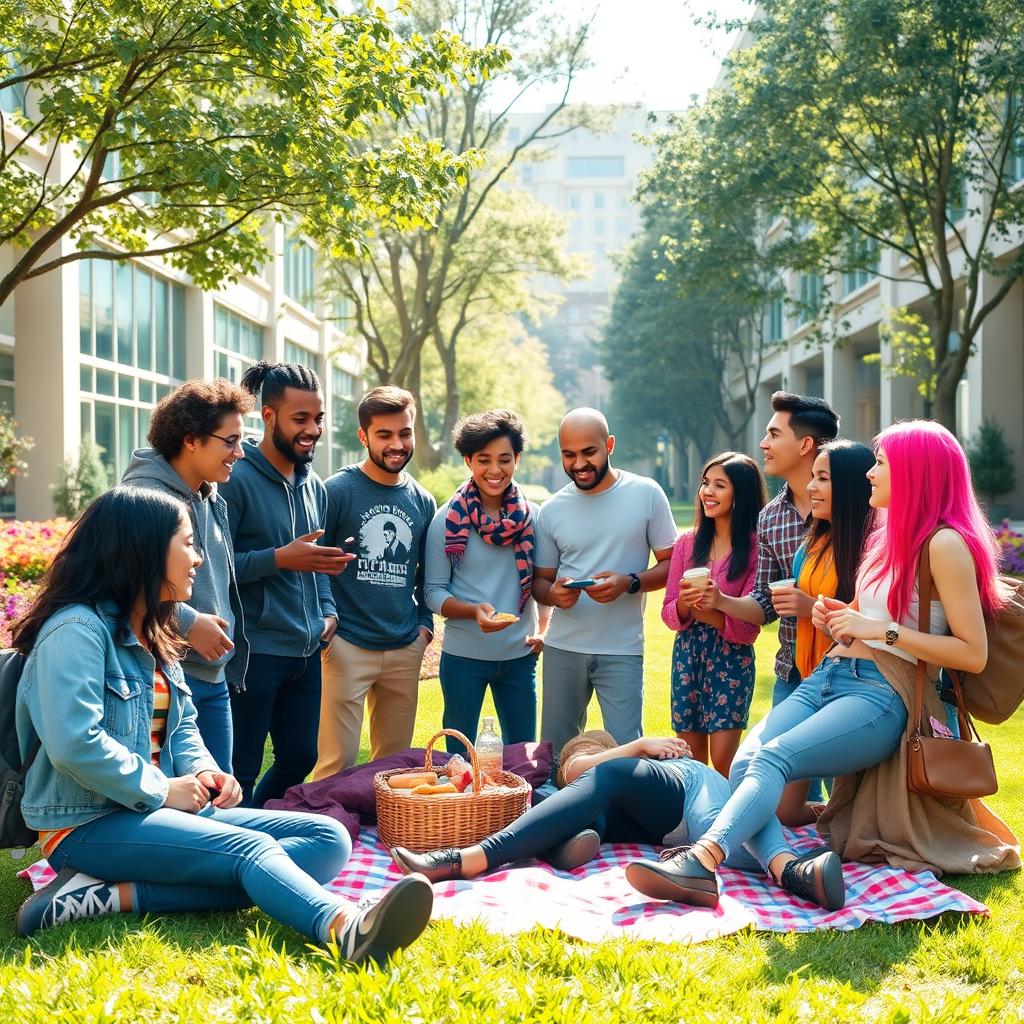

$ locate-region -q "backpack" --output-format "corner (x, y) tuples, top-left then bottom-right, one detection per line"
(947, 575), (1024, 725)
(0, 648), (39, 849)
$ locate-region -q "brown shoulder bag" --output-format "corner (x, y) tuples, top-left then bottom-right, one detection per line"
(906, 534), (998, 800)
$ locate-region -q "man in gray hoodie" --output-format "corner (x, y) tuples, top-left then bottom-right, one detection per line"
(220, 361), (351, 806)
(122, 378), (255, 773)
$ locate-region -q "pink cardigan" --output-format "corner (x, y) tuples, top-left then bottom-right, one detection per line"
(661, 530), (760, 645)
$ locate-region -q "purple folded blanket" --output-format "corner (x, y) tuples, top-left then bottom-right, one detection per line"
(264, 742), (554, 840)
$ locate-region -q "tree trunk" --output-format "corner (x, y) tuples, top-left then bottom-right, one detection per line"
(931, 378), (958, 433)
(405, 353), (441, 471)
(435, 340), (460, 466)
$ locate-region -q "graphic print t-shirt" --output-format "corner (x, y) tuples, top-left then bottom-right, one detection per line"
(323, 465), (436, 649)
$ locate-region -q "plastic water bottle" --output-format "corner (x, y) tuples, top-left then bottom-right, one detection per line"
(475, 717), (504, 777)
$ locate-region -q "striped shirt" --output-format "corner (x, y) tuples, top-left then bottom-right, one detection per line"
(750, 486), (812, 682)
(40, 666), (171, 858)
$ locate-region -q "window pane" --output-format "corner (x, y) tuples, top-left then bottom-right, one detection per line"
(139, 379), (154, 403)
(135, 268), (153, 370)
(0, 352), (14, 381)
(94, 401), (115, 471)
(79, 261), (92, 354)
(138, 407), (151, 445)
(216, 352), (229, 379)
(79, 365), (93, 392)
(118, 405), (135, 476)
(215, 305), (228, 348)
(118, 375), (133, 399)
(116, 262), (133, 365)
(0, 385), (12, 414)
(80, 400), (92, 438)
(94, 260), (113, 361)
(154, 276), (169, 375)
(172, 285), (186, 379)
(96, 368), (115, 396)
(230, 314), (240, 354)
(157, 383), (171, 400)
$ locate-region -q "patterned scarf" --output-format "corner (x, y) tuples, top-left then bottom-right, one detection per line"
(445, 478), (534, 613)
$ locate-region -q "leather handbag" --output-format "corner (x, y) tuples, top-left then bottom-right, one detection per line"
(906, 535), (998, 800)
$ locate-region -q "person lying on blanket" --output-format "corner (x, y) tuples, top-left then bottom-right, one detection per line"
(391, 729), (837, 910)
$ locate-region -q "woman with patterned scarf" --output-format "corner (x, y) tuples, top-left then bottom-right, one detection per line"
(423, 409), (551, 757)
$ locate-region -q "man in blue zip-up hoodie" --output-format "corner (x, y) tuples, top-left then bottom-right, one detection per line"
(220, 361), (351, 806)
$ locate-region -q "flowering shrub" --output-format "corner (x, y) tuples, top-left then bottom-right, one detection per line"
(0, 519), (71, 582)
(0, 574), (40, 647)
(995, 520), (1024, 577)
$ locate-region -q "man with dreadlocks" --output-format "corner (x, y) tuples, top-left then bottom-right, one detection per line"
(221, 361), (351, 806)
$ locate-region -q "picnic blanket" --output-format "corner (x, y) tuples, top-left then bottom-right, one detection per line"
(19, 824), (988, 944)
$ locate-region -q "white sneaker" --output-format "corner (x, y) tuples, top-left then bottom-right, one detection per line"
(332, 873), (433, 965)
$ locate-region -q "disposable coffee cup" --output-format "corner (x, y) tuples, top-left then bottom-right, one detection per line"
(682, 567), (711, 591)
(769, 577), (796, 591)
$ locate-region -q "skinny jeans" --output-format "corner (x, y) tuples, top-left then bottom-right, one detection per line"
(48, 805), (352, 944)
(479, 758), (768, 873)
(705, 656), (907, 862)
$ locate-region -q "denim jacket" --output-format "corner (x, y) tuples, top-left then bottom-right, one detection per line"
(15, 602), (219, 831)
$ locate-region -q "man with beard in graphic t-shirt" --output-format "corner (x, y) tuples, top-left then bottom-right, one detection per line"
(312, 386), (436, 776)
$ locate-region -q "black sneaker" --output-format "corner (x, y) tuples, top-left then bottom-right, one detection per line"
(16, 867), (127, 938)
(625, 846), (720, 908)
(391, 846), (464, 883)
(545, 829), (601, 872)
(779, 848), (846, 911)
(333, 873), (433, 965)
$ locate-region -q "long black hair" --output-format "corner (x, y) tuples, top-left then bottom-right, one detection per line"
(804, 439), (876, 602)
(690, 451), (767, 581)
(13, 486), (190, 663)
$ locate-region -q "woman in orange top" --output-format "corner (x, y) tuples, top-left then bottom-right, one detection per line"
(769, 439), (876, 824)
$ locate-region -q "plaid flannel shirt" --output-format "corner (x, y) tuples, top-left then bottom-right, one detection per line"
(751, 487), (812, 682)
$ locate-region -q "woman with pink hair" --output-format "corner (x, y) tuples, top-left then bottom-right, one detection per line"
(626, 421), (1019, 913)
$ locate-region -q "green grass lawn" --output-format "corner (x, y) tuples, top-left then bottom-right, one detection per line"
(2, 604), (1022, 1022)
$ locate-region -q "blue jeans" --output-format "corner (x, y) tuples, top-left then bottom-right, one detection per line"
(705, 656), (908, 863)
(48, 806), (351, 943)
(231, 652), (322, 807)
(184, 673), (233, 774)
(440, 651), (538, 756)
(540, 646), (644, 761)
(772, 671), (829, 803)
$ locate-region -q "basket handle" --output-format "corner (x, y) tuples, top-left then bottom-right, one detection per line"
(424, 728), (482, 794)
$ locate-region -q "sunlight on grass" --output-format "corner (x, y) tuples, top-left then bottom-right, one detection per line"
(2, 600), (1022, 1021)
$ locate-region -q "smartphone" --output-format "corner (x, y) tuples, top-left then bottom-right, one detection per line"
(564, 578), (597, 589)
(341, 536), (357, 552)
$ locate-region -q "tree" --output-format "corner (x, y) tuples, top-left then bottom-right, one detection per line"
(692, 0), (1024, 429)
(0, 409), (32, 489)
(51, 436), (109, 517)
(967, 418), (1017, 507)
(320, 0), (592, 467)
(0, 0), (502, 306)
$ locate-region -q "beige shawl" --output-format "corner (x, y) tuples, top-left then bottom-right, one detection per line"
(816, 648), (1020, 876)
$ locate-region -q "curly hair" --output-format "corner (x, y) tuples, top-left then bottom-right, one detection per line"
(452, 408), (527, 458)
(148, 379), (255, 458)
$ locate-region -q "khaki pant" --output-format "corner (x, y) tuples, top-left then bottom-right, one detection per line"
(313, 632), (428, 780)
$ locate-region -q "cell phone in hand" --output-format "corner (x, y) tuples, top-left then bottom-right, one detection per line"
(564, 578), (597, 589)
(341, 536), (357, 552)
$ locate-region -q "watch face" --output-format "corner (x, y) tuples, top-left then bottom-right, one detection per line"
(628, 574), (641, 594)
(885, 626), (899, 645)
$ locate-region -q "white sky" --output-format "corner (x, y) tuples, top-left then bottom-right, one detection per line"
(492, 0), (752, 112)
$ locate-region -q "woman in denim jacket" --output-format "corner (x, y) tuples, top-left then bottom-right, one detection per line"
(13, 486), (431, 964)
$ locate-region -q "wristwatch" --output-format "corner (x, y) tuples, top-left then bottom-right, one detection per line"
(627, 572), (642, 595)
(884, 621), (900, 646)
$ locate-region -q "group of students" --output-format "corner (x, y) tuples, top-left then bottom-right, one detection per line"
(11, 364), (1020, 962)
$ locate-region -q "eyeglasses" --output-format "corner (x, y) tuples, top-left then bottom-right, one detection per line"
(207, 432), (244, 452)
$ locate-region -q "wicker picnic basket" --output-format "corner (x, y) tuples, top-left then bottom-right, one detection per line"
(374, 728), (530, 852)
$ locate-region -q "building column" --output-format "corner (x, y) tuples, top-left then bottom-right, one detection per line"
(824, 341), (857, 437)
(14, 252), (80, 519)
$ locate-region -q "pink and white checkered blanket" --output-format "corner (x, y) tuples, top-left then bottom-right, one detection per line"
(19, 825), (987, 944)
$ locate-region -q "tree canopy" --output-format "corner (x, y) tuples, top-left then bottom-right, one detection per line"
(319, 0), (592, 467)
(0, 0), (507, 305)
(643, 0), (1024, 430)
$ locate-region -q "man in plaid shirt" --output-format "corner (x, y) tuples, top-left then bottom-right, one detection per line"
(705, 392), (838, 800)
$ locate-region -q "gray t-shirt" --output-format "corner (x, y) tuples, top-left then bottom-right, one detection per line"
(534, 470), (677, 656)
(424, 500), (540, 661)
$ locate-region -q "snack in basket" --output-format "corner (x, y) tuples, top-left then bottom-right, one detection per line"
(445, 754), (474, 793)
(411, 782), (459, 795)
(490, 611), (519, 623)
(387, 771), (439, 790)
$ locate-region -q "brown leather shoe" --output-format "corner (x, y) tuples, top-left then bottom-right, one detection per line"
(625, 847), (720, 908)
(544, 829), (601, 871)
(391, 846), (464, 883)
